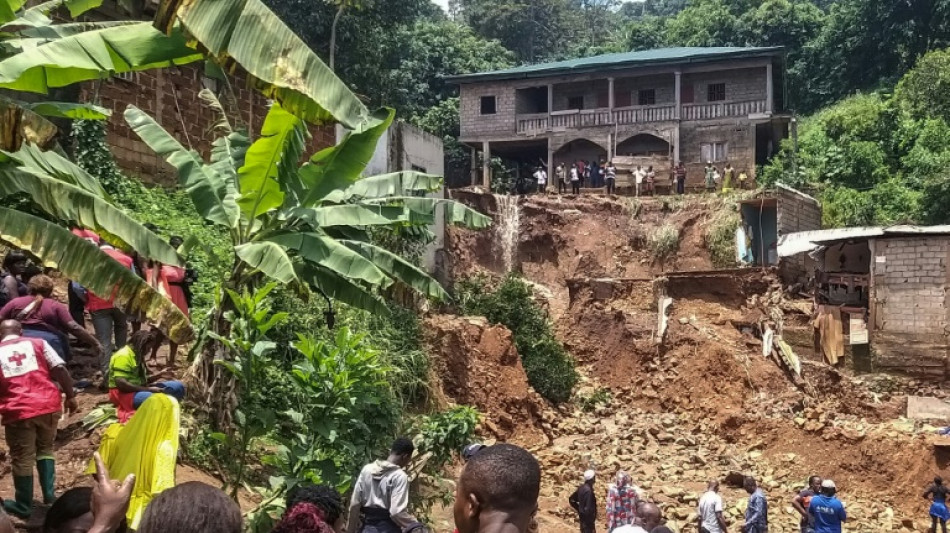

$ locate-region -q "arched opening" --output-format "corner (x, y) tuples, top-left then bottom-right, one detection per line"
(553, 138), (608, 168)
(616, 133), (671, 157)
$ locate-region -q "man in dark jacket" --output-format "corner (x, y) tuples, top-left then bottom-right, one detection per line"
(570, 469), (598, 533)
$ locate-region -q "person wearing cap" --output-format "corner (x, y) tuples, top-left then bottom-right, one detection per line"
(569, 470), (597, 533)
(808, 480), (846, 533)
(925, 476), (949, 533)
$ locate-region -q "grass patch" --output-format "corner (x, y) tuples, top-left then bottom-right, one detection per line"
(649, 224), (680, 261)
(706, 205), (742, 268)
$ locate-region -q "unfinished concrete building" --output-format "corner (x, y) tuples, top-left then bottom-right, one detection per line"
(446, 47), (790, 190)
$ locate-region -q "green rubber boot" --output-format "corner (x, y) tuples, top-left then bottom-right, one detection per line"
(37, 458), (56, 504)
(3, 475), (33, 518)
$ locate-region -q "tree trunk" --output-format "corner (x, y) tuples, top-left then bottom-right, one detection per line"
(329, 3), (345, 71)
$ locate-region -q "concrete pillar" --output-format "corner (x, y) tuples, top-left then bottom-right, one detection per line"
(547, 84), (554, 115)
(608, 77), (615, 112)
(482, 140), (491, 188)
(766, 62), (774, 113)
(470, 146), (478, 186)
(674, 71), (682, 120)
(546, 137), (554, 191)
(672, 124), (680, 165)
(607, 133), (613, 162)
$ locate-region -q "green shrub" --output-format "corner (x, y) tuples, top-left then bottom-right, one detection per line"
(649, 224), (680, 261)
(575, 387), (612, 412)
(414, 406), (480, 469)
(456, 274), (578, 403)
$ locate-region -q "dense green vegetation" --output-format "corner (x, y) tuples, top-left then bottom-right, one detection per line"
(760, 49), (950, 227)
(456, 274), (578, 403)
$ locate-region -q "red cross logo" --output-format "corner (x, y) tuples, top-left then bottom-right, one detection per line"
(7, 352), (27, 367)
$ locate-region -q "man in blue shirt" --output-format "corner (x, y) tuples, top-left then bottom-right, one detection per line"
(742, 476), (768, 533)
(809, 479), (847, 533)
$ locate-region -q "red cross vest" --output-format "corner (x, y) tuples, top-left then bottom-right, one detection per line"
(0, 337), (62, 424)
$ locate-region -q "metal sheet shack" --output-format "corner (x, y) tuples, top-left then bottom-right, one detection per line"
(778, 225), (950, 378)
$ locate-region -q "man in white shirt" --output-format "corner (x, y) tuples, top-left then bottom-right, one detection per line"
(633, 165), (646, 197)
(698, 480), (729, 533)
(533, 166), (547, 194)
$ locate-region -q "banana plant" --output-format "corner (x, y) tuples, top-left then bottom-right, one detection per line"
(125, 94), (490, 315)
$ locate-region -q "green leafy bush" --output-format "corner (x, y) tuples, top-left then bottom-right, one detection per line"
(456, 274), (578, 403)
(575, 387), (612, 413)
(415, 406), (479, 469)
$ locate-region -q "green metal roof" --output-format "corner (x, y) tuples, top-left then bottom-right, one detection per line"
(445, 46), (783, 84)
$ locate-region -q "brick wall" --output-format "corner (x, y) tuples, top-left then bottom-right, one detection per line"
(776, 185), (822, 282)
(81, 63), (335, 187)
(614, 74), (676, 107)
(682, 67), (767, 103)
(459, 82), (517, 139)
(873, 236), (950, 336)
(678, 120), (754, 184)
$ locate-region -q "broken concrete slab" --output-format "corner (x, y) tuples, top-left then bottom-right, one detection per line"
(907, 396), (950, 421)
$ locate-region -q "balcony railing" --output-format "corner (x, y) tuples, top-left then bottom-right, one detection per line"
(514, 99), (768, 135)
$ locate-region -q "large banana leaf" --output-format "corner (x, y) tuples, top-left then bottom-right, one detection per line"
(266, 232), (391, 288)
(300, 108), (394, 206)
(237, 103), (299, 220)
(10, 142), (105, 196)
(154, 0), (376, 132)
(0, 166), (182, 266)
(339, 171), (444, 201)
(24, 101), (110, 120)
(0, 207), (192, 342)
(341, 240), (449, 301)
(297, 263), (388, 316)
(0, 22), (202, 93)
(366, 196), (492, 229)
(287, 205), (408, 227)
(234, 241), (297, 284)
(125, 105), (239, 229)
(0, 0), (27, 25)
(0, 98), (58, 151)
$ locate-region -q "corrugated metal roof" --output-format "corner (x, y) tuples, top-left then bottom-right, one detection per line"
(444, 46), (784, 84)
(777, 225), (950, 258)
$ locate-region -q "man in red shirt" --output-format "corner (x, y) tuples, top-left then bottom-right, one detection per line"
(0, 319), (76, 518)
(86, 242), (135, 381)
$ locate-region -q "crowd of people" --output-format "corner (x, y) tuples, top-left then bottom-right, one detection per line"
(568, 471), (860, 533)
(529, 160), (751, 197)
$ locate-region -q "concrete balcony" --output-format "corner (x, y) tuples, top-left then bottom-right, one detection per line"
(515, 99), (768, 135)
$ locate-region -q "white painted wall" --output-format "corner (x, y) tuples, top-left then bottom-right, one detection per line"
(336, 122), (447, 275)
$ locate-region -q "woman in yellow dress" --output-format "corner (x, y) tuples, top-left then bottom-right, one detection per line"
(87, 393), (180, 530)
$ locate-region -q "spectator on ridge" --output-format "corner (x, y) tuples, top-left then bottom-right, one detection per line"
(0, 274), (102, 362)
(453, 443), (540, 533)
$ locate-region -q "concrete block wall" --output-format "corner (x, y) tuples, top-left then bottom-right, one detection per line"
(776, 185), (822, 281)
(459, 81), (517, 138)
(81, 64), (335, 186)
(683, 67), (767, 103)
(678, 121), (754, 185)
(614, 74), (676, 107)
(874, 236), (950, 335)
